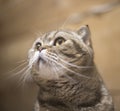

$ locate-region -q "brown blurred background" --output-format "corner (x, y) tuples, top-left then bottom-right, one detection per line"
(0, 0), (120, 111)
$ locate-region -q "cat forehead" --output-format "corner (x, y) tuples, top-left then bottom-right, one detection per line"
(33, 30), (82, 46)
(39, 30), (81, 41)
(42, 30), (72, 40)
(33, 31), (57, 43)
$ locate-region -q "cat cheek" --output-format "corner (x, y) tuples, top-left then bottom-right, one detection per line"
(64, 40), (73, 46)
(47, 48), (56, 54)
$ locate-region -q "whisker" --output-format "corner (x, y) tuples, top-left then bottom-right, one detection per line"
(34, 31), (43, 37)
(47, 51), (93, 69)
(51, 62), (76, 82)
(29, 51), (39, 67)
(51, 62), (59, 79)
(19, 67), (32, 86)
(8, 61), (28, 74)
(11, 65), (29, 77)
(16, 59), (27, 64)
(44, 54), (91, 79)
(57, 61), (91, 79)
(59, 58), (93, 69)
(18, 53), (39, 84)
(60, 15), (73, 30)
(55, 64), (76, 82)
(6, 65), (30, 87)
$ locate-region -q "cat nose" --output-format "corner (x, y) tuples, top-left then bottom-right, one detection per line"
(39, 47), (46, 52)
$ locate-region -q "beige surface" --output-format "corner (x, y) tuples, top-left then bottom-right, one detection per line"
(0, 0), (120, 111)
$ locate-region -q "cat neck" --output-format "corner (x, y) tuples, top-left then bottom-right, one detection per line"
(37, 66), (101, 108)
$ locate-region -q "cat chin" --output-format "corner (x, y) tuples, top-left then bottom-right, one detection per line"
(37, 57), (46, 66)
(32, 62), (58, 79)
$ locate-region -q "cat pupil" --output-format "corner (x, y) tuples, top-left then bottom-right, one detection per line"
(54, 37), (65, 46)
(58, 39), (63, 44)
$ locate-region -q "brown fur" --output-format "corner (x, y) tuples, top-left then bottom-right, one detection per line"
(28, 26), (114, 111)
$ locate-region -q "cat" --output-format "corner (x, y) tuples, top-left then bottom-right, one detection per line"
(28, 25), (114, 111)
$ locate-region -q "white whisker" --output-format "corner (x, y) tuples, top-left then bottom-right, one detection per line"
(19, 67), (32, 85)
(12, 65), (30, 77)
(60, 58), (93, 69)
(51, 62), (59, 79)
(44, 54), (91, 79)
(8, 61), (28, 74)
(29, 51), (39, 67)
(35, 31), (43, 37)
(16, 59), (27, 64)
(47, 51), (93, 69)
(51, 62), (76, 82)
(60, 15), (73, 29)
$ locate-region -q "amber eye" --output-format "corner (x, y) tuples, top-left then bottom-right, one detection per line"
(35, 42), (42, 50)
(54, 37), (66, 46)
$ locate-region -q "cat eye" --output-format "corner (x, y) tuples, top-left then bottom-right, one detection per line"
(35, 42), (42, 50)
(54, 37), (66, 46)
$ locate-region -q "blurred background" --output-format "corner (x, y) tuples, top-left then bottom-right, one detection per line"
(0, 0), (120, 111)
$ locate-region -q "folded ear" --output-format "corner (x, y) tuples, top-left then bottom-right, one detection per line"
(77, 25), (92, 48)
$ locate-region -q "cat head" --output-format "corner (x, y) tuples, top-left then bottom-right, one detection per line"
(28, 25), (94, 80)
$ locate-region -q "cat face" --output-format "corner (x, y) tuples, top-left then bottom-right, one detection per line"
(28, 25), (93, 80)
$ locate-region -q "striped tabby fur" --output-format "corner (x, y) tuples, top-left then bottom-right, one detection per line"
(28, 25), (114, 111)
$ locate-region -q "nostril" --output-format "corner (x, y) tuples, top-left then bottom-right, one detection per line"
(39, 47), (46, 52)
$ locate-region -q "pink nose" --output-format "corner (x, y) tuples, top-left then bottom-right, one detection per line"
(39, 47), (46, 52)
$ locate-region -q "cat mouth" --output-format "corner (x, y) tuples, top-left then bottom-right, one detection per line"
(37, 57), (46, 65)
